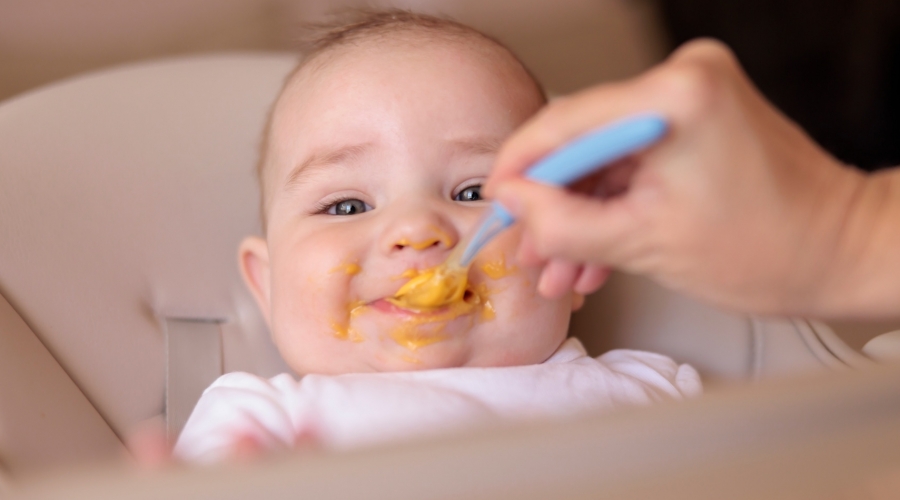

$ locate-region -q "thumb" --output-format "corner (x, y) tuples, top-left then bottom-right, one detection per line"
(494, 179), (634, 265)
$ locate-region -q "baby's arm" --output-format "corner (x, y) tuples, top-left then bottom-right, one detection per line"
(173, 372), (304, 463)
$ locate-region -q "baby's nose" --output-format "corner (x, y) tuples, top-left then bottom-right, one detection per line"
(379, 209), (459, 257)
(393, 235), (448, 252)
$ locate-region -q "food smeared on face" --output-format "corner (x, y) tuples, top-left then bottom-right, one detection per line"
(480, 254), (516, 280)
(386, 229), (467, 310)
(330, 262), (362, 276)
(331, 300), (366, 342)
(395, 227), (452, 251)
(327, 254), (516, 361)
(387, 280), (493, 351)
(383, 254), (512, 351)
(241, 32), (574, 375)
(387, 265), (468, 311)
(388, 252), (516, 312)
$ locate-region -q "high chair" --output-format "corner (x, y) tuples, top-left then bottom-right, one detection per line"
(1, 54), (899, 496)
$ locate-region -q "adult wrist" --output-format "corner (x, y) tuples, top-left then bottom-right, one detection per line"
(813, 165), (900, 319)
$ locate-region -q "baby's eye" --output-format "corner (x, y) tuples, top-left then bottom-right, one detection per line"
(328, 199), (370, 215)
(454, 185), (482, 202)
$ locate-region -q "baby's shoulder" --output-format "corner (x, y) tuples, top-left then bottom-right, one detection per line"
(206, 371), (299, 396)
(596, 348), (682, 371)
(593, 349), (703, 398)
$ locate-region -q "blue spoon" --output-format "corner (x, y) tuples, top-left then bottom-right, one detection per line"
(457, 113), (668, 266)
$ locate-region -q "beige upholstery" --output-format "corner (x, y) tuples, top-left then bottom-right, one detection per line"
(863, 330), (900, 362)
(0, 54), (295, 473)
(0, 53), (893, 476)
(0, 293), (121, 475)
(570, 274), (877, 383)
(12, 367), (900, 500)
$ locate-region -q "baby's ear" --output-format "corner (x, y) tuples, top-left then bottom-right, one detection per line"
(571, 292), (585, 312)
(239, 236), (272, 324)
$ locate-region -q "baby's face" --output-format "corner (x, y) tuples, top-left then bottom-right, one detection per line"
(241, 39), (579, 374)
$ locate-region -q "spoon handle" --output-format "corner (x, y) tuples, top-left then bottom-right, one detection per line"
(458, 114), (668, 266)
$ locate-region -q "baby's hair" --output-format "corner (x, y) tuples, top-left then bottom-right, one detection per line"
(294, 8), (545, 98)
(255, 8), (546, 232)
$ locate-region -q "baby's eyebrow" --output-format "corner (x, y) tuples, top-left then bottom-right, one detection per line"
(284, 142), (373, 189)
(449, 136), (503, 156)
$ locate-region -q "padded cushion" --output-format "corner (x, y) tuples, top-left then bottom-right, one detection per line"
(571, 273), (875, 384)
(0, 54), (296, 437)
(0, 293), (122, 474)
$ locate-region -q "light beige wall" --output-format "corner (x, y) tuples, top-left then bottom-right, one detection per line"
(0, 0), (669, 102)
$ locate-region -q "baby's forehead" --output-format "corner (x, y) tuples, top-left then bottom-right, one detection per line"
(286, 32), (533, 101)
(257, 29), (544, 219)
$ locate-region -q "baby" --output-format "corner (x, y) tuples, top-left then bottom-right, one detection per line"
(174, 10), (701, 463)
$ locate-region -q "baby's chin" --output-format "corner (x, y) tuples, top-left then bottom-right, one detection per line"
(280, 293), (566, 373)
(372, 342), (553, 371)
(287, 331), (560, 375)
(367, 327), (480, 371)
(360, 327), (559, 372)
(296, 340), (478, 374)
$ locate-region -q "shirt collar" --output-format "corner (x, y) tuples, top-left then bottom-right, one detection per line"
(544, 337), (588, 364)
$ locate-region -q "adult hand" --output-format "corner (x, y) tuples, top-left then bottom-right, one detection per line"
(486, 39), (899, 318)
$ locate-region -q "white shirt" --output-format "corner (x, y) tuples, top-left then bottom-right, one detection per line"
(174, 338), (701, 463)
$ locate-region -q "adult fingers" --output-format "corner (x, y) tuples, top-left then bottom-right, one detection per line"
(537, 259), (581, 298)
(495, 179), (635, 266)
(485, 38), (744, 199)
(515, 231), (544, 267)
(485, 78), (658, 198)
(574, 264), (611, 295)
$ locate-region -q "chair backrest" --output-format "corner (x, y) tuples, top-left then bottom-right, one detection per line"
(0, 54), (296, 474)
(0, 53), (887, 475)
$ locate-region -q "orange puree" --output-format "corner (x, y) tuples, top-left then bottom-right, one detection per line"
(330, 253), (507, 353)
(396, 238), (439, 250)
(395, 226), (454, 251)
(330, 262), (361, 276)
(387, 266), (467, 311)
(390, 324), (447, 351)
(480, 254), (517, 280)
(388, 282), (493, 350)
(389, 254), (516, 311)
(331, 300), (365, 342)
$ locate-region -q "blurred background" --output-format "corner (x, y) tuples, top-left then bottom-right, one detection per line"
(1, 0), (898, 170)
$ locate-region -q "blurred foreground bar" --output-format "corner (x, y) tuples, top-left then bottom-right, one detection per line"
(10, 366), (900, 500)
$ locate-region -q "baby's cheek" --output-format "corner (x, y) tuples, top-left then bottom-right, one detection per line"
(490, 268), (571, 362)
(271, 261), (364, 373)
(272, 257), (349, 331)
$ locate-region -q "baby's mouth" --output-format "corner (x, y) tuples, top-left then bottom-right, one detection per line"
(370, 298), (447, 316)
(370, 288), (478, 317)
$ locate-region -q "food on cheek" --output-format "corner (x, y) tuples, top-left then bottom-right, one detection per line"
(390, 323), (447, 351)
(330, 262), (361, 276)
(331, 300), (365, 342)
(328, 261), (365, 341)
(479, 254), (516, 280)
